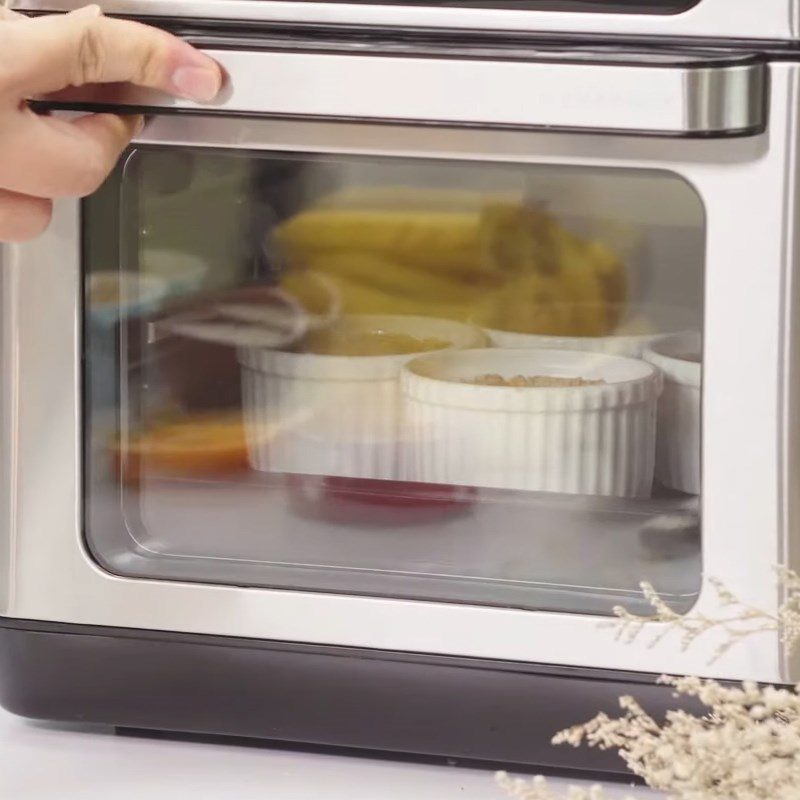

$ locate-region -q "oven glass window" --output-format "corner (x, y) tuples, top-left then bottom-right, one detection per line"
(84, 148), (704, 617)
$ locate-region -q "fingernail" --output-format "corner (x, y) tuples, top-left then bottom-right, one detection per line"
(133, 115), (146, 136)
(171, 66), (221, 103)
(69, 4), (102, 18)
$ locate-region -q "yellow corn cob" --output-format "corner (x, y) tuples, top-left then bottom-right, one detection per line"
(303, 251), (488, 306)
(315, 186), (524, 212)
(279, 270), (337, 316)
(548, 225), (628, 335)
(323, 273), (440, 317)
(481, 274), (570, 335)
(554, 236), (609, 337)
(322, 273), (491, 322)
(274, 196), (630, 338)
(275, 210), (490, 274)
(480, 203), (562, 277)
(585, 239), (628, 308)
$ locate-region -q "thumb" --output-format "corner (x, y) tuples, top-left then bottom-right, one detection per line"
(1, 7), (222, 101)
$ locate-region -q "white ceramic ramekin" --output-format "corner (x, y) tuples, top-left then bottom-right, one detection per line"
(485, 305), (698, 359)
(401, 348), (661, 498)
(643, 332), (702, 495)
(239, 315), (487, 480)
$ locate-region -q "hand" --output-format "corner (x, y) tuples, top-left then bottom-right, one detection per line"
(0, 5), (222, 242)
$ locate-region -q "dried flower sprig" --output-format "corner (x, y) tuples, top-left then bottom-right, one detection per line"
(609, 571), (800, 663)
(552, 676), (800, 799)
(497, 572), (800, 800)
(495, 772), (635, 800)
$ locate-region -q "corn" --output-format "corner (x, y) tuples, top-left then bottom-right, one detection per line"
(275, 210), (489, 274)
(303, 251), (488, 305)
(273, 194), (631, 339)
(586, 239), (629, 309)
(480, 203), (561, 276)
(279, 270), (337, 316)
(320, 272), (490, 322)
(315, 186), (523, 212)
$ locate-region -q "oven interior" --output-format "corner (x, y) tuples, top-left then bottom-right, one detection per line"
(83, 145), (705, 617)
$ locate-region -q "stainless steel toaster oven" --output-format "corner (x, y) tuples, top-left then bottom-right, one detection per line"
(1, 0), (799, 776)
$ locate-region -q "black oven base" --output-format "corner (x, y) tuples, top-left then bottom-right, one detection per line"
(0, 618), (677, 777)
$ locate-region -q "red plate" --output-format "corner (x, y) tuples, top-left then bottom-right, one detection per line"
(287, 475), (477, 526)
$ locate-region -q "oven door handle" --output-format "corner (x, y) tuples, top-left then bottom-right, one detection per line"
(40, 47), (768, 138)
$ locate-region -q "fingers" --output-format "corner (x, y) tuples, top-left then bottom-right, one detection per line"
(0, 189), (53, 242)
(0, 108), (143, 198)
(0, 6), (222, 100)
(0, 8), (221, 240)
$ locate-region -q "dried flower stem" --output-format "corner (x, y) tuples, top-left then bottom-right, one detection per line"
(552, 676), (800, 799)
(498, 572), (800, 800)
(608, 572), (800, 663)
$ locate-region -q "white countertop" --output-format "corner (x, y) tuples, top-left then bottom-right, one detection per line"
(0, 707), (660, 799)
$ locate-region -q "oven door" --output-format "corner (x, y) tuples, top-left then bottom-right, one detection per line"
(1, 44), (798, 685)
(11, 0), (800, 44)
